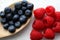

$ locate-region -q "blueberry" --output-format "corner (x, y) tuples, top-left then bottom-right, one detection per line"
(18, 10), (23, 15)
(12, 9), (17, 15)
(6, 13), (12, 18)
(19, 15), (27, 24)
(21, 1), (27, 6)
(4, 7), (12, 13)
(8, 25), (16, 33)
(9, 21), (14, 25)
(22, 7), (27, 11)
(3, 23), (9, 30)
(6, 13), (12, 20)
(15, 21), (21, 28)
(15, 2), (22, 10)
(25, 10), (32, 17)
(27, 3), (34, 10)
(1, 18), (7, 24)
(0, 11), (5, 18)
(13, 14), (19, 22)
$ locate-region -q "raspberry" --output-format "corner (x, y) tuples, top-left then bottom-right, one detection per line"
(43, 16), (54, 28)
(34, 8), (46, 19)
(44, 28), (55, 39)
(46, 6), (55, 17)
(53, 22), (60, 33)
(30, 30), (43, 40)
(52, 22), (57, 27)
(55, 12), (60, 21)
(32, 19), (44, 31)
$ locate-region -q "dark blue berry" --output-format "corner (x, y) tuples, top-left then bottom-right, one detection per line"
(25, 10), (32, 17)
(21, 1), (27, 6)
(18, 10), (23, 15)
(13, 14), (19, 22)
(15, 2), (22, 10)
(22, 7), (27, 11)
(19, 15), (27, 24)
(12, 9), (18, 15)
(9, 21), (14, 25)
(27, 3), (34, 10)
(6, 13), (12, 17)
(4, 7), (12, 13)
(0, 11), (5, 18)
(1, 18), (7, 24)
(3, 23), (9, 30)
(6, 13), (12, 20)
(15, 21), (21, 28)
(8, 25), (16, 33)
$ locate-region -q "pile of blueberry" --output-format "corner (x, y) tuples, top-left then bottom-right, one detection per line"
(0, 1), (34, 33)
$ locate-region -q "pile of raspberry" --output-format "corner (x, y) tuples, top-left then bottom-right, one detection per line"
(30, 6), (60, 40)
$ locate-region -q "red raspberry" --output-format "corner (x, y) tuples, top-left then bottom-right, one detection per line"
(30, 30), (43, 40)
(46, 6), (55, 17)
(44, 28), (55, 39)
(34, 8), (46, 19)
(43, 16), (54, 28)
(32, 19), (44, 31)
(55, 12), (60, 21)
(52, 22), (57, 27)
(53, 22), (60, 33)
